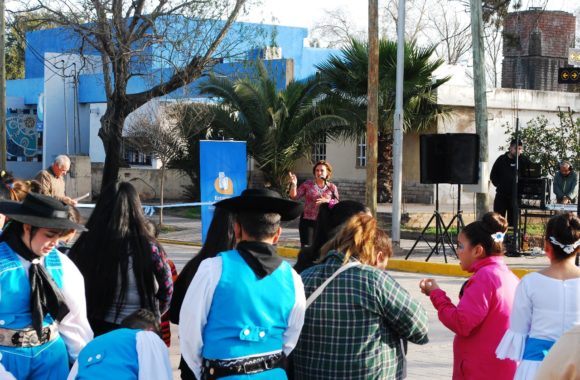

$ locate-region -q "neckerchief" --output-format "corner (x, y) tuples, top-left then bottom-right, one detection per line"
(5, 233), (70, 337)
(236, 241), (283, 279)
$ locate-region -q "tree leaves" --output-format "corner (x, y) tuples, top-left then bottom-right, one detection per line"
(502, 110), (580, 177)
(199, 60), (350, 192)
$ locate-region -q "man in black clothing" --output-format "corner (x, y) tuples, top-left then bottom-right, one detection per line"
(490, 139), (528, 226)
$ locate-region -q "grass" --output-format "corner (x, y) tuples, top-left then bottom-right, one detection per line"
(157, 224), (183, 234)
(164, 206), (201, 219)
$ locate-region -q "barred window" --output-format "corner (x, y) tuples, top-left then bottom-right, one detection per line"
(356, 134), (367, 167)
(123, 138), (153, 166)
(312, 136), (326, 162)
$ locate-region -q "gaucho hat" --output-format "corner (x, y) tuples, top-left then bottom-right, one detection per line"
(216, 188), (303, 221)
(0, 192), (87, 231)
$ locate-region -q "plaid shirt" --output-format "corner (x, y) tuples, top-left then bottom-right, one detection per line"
(293, 251), (429, 379)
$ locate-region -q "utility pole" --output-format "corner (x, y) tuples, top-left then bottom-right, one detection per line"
(0, 0), (6, 171)
(469, 0), (489, 219)
(366, 0), (379, 216)
(391, 0), (405, 246)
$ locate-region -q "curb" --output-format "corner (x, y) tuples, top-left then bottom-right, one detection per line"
(158, 238), (202, 247)
(159, 239), (537, 279)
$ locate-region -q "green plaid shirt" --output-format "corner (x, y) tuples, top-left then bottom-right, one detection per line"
(293, 251), (429, 379)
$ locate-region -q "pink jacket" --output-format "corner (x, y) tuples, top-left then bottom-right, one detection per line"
(430, 256), (519, 380)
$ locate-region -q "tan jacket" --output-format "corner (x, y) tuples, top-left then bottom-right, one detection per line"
(535, 324), (580, 380)
(35, 166), (66, 201)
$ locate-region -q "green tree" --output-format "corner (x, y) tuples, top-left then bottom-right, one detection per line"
(199, 61), (352, 192)
(317, 38), (450, 202)
(502, 110), (580, 176)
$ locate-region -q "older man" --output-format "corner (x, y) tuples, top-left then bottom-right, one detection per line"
(553, 160), (578, 204)
(35, 155), (77, 206)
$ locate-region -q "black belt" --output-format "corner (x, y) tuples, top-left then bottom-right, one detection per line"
(0, 323), (59, 348)
(202, 352), (284, 380)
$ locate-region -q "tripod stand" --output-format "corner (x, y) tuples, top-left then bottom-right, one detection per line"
(405, 184), (457, 263)
(442, 184), (466, 252)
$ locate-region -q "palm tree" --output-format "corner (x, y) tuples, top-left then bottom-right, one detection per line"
(317, 38), (450, 202)
(199, 61), (353, 192)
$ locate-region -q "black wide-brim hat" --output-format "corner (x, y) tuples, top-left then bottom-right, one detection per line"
(216, 188), (303, 221)
(0, 192), (87, 231)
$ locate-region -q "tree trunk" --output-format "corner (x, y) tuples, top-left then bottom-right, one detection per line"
(99, 102), (129, 192)
(159, 165), (165, 226)
(377, 132), (394, 203)
(99, 104), (130, 192)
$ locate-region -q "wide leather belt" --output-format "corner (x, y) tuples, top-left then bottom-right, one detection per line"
(202, 352), (284, 380)
(0, 323), (59, 348)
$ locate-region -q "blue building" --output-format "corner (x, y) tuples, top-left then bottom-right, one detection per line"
(6, 19), (339, 185)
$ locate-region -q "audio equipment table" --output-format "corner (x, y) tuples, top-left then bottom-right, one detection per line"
(544, 204), (579, 212)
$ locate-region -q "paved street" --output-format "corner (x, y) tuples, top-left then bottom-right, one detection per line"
(164, 242), (462, 380)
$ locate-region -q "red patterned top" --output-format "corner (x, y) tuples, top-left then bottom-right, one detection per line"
(295, 179), (339, 221)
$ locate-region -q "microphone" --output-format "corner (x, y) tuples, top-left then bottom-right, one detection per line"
(319, 176), (327, 184)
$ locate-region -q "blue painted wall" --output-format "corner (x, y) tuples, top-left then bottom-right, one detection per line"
(297, 47), (341, 80)
(6, 78), (44, 105)
(78, 59), (292, 103)
(16, 18), (338, 107)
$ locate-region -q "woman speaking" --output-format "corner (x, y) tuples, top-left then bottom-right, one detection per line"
(289, 160), (339, 247)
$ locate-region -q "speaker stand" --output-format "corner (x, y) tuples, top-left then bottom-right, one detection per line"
(405, 184), (456, 263)
(442, 184), (465, 257)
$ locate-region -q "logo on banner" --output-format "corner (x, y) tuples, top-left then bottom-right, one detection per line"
(214, 172), (233, 195)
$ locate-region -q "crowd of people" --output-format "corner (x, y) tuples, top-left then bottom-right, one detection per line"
(0, 156), (578, 380)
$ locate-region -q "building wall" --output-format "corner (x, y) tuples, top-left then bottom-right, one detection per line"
(43, 53), (93, 167)
(502, 10), (576, 91)
(91, 164), (192, 200)
(314, 85), (580, 206)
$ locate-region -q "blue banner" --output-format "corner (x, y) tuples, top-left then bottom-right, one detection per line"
(200, 140), (247, 241)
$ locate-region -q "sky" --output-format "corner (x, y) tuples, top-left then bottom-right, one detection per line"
(242, 0), (572, 31)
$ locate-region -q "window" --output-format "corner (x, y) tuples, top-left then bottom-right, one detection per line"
(356, 134), (367, 167)
(122, 138), (153, 166)
(312, 135), (326, 162)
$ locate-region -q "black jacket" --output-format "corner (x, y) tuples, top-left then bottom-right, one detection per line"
(490, 152), (529, 196)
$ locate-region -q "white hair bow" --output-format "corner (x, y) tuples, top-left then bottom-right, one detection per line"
(549, 236), (580, 255)
(491, 232), (505, 243)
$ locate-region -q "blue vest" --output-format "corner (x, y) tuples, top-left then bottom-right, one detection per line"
(0, 242), (63, 329)
(76, 328), (140, 379)
(202, 250), (296, 359)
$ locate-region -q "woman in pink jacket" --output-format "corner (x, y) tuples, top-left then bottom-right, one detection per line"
(419, 212), (519, 380)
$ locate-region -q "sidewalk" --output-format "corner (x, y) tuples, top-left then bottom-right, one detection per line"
(157, 211), (550, 277)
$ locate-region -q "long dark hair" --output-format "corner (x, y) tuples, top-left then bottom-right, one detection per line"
(294, 200), (369, 273)
(69, 182), (157, 320)
(169, 206), (235, 324)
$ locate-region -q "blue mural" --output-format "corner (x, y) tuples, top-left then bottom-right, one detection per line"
(6, 108), (43, 162)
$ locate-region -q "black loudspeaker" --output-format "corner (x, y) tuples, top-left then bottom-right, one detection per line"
(420, 134), (479, 184)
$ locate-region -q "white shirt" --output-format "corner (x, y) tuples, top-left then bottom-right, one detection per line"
(67, 330), (172, 380)
(179, 256), (306, 379)
(17, 252), (94, 362)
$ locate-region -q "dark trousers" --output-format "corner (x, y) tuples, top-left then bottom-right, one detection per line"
(493, 193), (517, 227)
(298, 216), (316, 247)
(179, 356), (197, 380)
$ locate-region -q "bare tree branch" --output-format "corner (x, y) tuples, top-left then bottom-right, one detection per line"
(425, 2), (472, 64)
(11, 0), (259, 189)
(309, 8), (365, 48)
